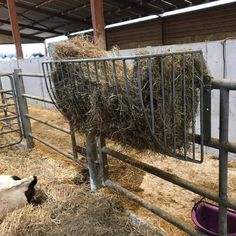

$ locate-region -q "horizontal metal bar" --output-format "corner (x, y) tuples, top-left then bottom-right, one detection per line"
(29, 133), (87, 168)
(0, 138), (22, 148)
(18, 73), (44, 78)
(195, 134), (236, 154)
(26, 114), (70, 134)
(211, 79), (236, 90)
(0, 73), (13, 76)
(0, 89), (12, 93)
(0, 120), (20, 130)
(0, 103), (15, 108)
(75, 145), (87, 157)
(43, 50), (202, 64)
(5, 96), (14, 99)
(0, 108), (17, 115)
(22, 94), (53, 104)
(0, 115), (17, 122)
(102, 147), (236, 211)
(105, 180), (201, 236)
(0, 128), (20, 135)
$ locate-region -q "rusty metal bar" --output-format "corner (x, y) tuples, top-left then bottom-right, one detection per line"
(6, 0), (23, 59)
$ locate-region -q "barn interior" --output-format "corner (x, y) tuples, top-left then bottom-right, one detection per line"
(0, 1), (236, 236)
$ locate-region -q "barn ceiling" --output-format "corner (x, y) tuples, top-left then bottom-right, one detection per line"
(0, 0), (219, 43)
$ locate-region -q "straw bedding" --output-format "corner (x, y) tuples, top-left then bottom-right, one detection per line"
(0, 145), (143, 236)
(50, 36), (208, 155)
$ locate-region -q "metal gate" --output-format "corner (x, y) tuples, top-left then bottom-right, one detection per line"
(0, 73), (23, 148)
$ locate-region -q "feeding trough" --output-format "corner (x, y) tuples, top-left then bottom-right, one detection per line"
(191, 200), (236, 236)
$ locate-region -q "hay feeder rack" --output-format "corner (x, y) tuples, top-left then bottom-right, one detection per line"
(43, 51), (236, 235)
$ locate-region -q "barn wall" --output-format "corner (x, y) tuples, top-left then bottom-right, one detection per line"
(106, 2), (236, 50)
(106, 19), (163, 50)
(0, 39), (236, 158)
(0, 57), (52, 107)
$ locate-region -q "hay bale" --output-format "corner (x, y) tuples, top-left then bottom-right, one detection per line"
(50, 36), (208, 156)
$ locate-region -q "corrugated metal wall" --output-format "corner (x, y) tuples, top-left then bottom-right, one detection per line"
(106, 2), (236, 49)
(106, 19), (163, 49)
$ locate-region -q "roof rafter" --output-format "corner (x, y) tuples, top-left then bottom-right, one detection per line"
(119, 0), (163, 15)
(0, 18), (62, 35)
(0, 29), (44, 41)
(0, 0), (90, 26)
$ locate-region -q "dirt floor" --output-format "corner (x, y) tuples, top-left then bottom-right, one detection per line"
(1, 104), (236, 236)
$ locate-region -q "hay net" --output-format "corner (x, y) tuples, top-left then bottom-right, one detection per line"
(42, 36), (209, 162)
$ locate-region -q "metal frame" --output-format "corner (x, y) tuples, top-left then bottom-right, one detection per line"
(0, 73), (23, 148)
(96, 79), (236, 236)
(11, 70), (87, 168)
(43, 50), (205, 163)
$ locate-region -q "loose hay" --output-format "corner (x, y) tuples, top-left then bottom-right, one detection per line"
(0, 146), (142, 236)
(49, 36), (209, 156)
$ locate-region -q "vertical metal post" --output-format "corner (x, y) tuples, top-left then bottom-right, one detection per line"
(86, 133), (100, 190)
(98, 136), (108, 184)
(219, 88), (229, 236)
(0, 77), (9, 123)
(13, 69), (34, 148)
(6, 0), (23, 59)
(203, 84), (211, 143)
(90, 0), (106, 50)
(70, 125), (78, 160)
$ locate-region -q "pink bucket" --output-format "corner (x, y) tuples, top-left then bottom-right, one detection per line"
(191, 200), (236, 236)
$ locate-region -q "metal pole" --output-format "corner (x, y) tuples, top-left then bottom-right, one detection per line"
(90, 0), (106, 50)
(6, 0), (23, 59)
(203, 84), (211, 143)
(219, 88), (229, 236)
(86, 133), (100, 190)
(102, 146), (236, 211)
(105, 180), (202, 236)
(98, 136), (108, 184)
(70, 125), (78, 160)
(13, 69), (34, 148)
(0, 77), (9, 125)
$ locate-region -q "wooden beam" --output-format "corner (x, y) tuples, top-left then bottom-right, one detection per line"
(90, 0), (106, 50)
(6, 0), (23, 59)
